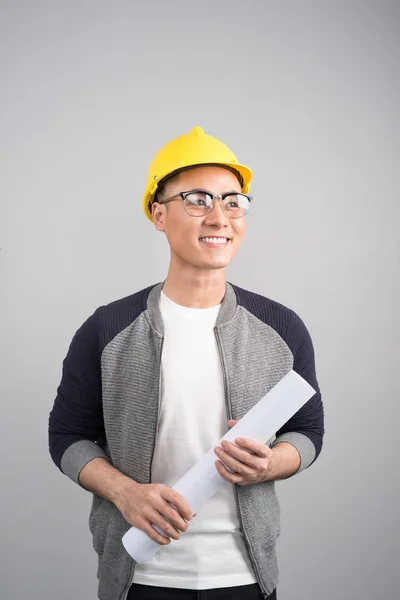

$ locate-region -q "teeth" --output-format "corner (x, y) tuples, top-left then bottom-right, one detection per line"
(200, 237), (228, 244)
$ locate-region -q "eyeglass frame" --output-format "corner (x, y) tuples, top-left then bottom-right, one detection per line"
(154, 189), (253, 218)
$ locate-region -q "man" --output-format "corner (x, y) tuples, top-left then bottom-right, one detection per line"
(49, 126), (324, 600)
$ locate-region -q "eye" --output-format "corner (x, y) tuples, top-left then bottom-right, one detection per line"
(224, 194), (240, 208)
(224, 194), (250, 212)
(186, 192), (211, 206)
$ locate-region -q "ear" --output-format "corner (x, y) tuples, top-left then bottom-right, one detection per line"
(152, 202), (167, 232)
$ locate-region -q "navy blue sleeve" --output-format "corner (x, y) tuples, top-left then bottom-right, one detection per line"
(48, 310), (105, 471)
(275, 309), (325, 462)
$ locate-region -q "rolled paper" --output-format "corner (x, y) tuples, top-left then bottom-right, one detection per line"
(122, 369), (315, 562)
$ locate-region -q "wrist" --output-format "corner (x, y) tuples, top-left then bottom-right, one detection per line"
(266, 441), (301, 481)
(264, 447), (279, 482)
(111, 473), (140, 511)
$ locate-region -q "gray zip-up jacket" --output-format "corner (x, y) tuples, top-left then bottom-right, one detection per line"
(49, 281), (324, 600)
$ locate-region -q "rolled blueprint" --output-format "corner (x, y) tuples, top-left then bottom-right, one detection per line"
(122, 369), (315, 563)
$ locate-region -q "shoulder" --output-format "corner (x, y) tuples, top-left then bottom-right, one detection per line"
(95, 283), (157, 320)
(229, 282), (313, 355)
(73, 283), (160, 353)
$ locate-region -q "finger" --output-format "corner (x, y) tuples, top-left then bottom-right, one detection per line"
(165, 504), (189, 533)
(214, 446), (254, 476)
(162, 494), (194, 532)
(216, 441), (258, 467)
(146, 500), (183, 540)
(164, 491), (193, 522)
(234, 438), (270, 458)
(143, 519), (172, 545)
(215, 460), (244, 484)
(152, 511), (181, 541)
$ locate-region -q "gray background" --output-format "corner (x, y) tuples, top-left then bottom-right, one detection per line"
(1, 1), (399, 599)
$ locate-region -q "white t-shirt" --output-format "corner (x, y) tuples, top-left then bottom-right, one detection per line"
(132, 290), (257, 589)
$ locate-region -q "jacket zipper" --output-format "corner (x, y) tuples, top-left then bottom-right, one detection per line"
(214, 327), (270, 600)
(120, 337), (164, 600)
(121, 332), (270, 599)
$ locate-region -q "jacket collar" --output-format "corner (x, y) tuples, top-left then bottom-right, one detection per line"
(147, 281), (237, 335)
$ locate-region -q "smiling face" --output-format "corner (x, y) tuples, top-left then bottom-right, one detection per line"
(151, 165), (246, 273)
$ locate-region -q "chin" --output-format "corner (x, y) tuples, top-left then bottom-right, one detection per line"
(175, 248), (233, 270)
(205, 258), (231, 270)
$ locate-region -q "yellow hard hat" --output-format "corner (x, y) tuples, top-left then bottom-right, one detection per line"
(142, 126), (252, 221)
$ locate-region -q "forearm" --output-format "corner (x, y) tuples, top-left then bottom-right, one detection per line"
(79, 457), (140, 510)
(265, 441), (301, 481)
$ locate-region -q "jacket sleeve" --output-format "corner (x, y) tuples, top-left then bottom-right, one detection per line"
(48, 310), (109, 486)
(272, 310), (325, 475)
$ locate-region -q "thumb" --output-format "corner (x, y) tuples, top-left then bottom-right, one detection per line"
(228, 419), (239, 427)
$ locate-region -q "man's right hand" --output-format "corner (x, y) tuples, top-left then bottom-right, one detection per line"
(78, 458), (196, 546)
(116, 480), (196, 546)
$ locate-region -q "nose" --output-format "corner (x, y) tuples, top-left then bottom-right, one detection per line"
(204, 197), (229, 227)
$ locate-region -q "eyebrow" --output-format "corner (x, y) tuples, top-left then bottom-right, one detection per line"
(189, 188), (242, 195)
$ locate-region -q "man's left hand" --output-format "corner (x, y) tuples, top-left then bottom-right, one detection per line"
(214, 420), (273, 486)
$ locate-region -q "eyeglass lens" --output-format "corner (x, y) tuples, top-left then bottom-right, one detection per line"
(184, 192), (250, 217)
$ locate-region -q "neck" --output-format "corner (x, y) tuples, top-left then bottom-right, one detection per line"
(162, 267), (227, 309)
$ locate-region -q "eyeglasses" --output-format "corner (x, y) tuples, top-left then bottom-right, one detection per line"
(156, 189), (253, 218)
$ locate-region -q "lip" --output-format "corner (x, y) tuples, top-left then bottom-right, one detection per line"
(199, 237), (231, 248)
